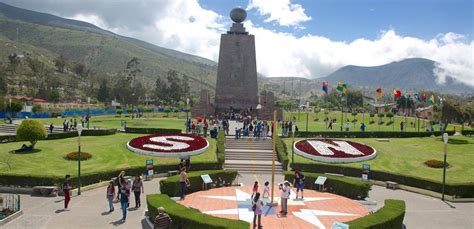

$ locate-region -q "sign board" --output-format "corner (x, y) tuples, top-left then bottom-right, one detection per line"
(443, 133), (448, 144)
(201, 174), (213, 184)
(362, 164), (370, 180)
(146, 159), (154, 177)
(315, 176), (327, 185)
(331, 222), (349, 229)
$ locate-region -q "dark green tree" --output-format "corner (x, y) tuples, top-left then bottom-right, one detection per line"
(48, 90), (60, 103)
(54, 55), (67, 73)
(441, 100), (463, 131)
(154, 77), (168, 104)
(97, 79), (109, 103)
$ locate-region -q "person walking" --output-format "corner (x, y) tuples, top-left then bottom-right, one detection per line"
(179, 167), (189, 200)
(63, 175), (71, 210)
(293, 170), (305, 199)
(262, 181), (270, 198)
(106, 180), (115, 212)
(119, 182), (130, 223)
(252, 192), (263, 229)
(154, 207), (172, 229)
(279, 181), (290, 216)
(49, 123), (54, 134)
(251, 181), (259, 199)
(132, 175), (144, 208)
(116, 171), (125, 201)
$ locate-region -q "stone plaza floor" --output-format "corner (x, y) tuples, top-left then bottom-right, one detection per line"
(177, 185), (368, 228)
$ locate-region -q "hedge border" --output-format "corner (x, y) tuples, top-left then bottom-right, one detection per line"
(294, 130), (455, 138)
(347, 199), (406, 229)
(0, 129), (117, 143)
(216, 130), (225, 165)
(284, 172), (371, 199)
(159, 170), (238, 197)
(461, 130), (473, 136)
(147, 194), (249, 229)
(124, 127), (181, 134)
(293, 162), (474, 198)
(275, 137), (289, 170)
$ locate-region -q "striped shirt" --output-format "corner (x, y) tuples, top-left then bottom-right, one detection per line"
(154, 213), (172, 229)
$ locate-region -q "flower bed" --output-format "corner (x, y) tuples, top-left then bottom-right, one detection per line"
(127, 133), (209, 157)
(293, 139), (377, 163)
(65, 152), (92, 161)
(424, 160), (449, 168)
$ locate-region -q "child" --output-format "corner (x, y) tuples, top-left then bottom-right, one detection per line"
(262, 181), (270, 198)
(251, 181), (259, 199)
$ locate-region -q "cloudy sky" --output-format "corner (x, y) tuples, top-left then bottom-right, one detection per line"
(1, 0), (473, 86)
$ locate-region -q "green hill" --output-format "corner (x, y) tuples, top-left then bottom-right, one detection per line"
(0, 2), (217, 96)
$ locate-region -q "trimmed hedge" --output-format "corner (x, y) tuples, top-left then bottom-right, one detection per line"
(294, 130), (455, 138)
(46, 128), (117, 140)
(0, 161), (222, 187)
(347, 199), (406, 229)
(160, 170), (238, 197)
(216, 131), (225, 165)
(147, 194), (249, 229)
(124, 127), (181, 134)
(461, 130), (473, 136)
(294, 162), (474, 198)
(276, 137), (289, 170)
(284, 172), (371, 199)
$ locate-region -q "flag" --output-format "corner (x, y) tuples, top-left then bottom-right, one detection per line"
(393, 89), (402, 100)
(376, 88), (382, 100)
(421, 93), (427, 102)
(414, 93), (420, 102)
(336, 82), (347, 94)
(437, 96), (443, 106)
(429, 95), (435, 104)
(322, 81), (328, 94)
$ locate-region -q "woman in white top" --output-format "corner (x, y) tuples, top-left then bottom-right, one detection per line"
(252, 192), (264, 229)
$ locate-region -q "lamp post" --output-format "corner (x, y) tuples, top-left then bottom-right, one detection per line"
(442, 132), (448, 201)
(76, 124), (83, 195)
(291, 123), (296, 171)
(186, 98), (190, 133)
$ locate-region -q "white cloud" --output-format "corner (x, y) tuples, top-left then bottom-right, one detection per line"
(3, 0), (472, 86)
(247, 0), (311, 27)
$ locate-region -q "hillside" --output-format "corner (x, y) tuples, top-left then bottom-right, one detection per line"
(320, 58), (473, 94)
(0, 2), (217, 95)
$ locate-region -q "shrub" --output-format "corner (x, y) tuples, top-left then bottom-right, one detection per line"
(66, 152), (92, 161)
(386, 121), (394, 126)
(284, 172), (371, 199)
(369, 120), (375, 124)
(216, 131), (225, 166)
(16, 120), (47, 149)
(147, 194), (249, 229)
(294, 130), (455, 138)
(424, 160), (448, 168)
(159, 170), (238, 197)
(294, 162), (474, 198)
(347, 199), (405, 229)
(116, 109), (123, 115)
(47, 129), (116, 140)
(32, 104), (43, 113)
(461, 130), (473, 136)
(124, 127), (181, 134)
(276, 137), (289, 170)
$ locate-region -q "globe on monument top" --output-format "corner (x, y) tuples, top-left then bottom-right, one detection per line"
(230, 7), (246, 23)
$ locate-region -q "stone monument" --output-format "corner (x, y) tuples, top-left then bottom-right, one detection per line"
(215, 7), (258, 113)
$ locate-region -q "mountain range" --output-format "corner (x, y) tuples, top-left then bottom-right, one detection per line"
(0, 2), (472, 100)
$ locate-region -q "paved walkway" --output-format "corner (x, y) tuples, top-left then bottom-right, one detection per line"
(3, 174), (473, 229)
(3, 178), (163, 229)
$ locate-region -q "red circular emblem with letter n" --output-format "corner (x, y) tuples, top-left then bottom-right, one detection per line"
(293, 139), (377, 163)
(127, 133), (209, 158)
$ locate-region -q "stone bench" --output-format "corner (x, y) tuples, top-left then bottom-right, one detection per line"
(32, 186), (58, 197)
(386, 181), (399, 190)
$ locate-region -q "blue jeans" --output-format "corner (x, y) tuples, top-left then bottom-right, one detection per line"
(107, 195), (114, 211)
(179, 181), (186, 199)
(121, 201), (128, 220)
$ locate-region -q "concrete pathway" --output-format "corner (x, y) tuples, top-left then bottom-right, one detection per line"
(2, 178), (163, 229)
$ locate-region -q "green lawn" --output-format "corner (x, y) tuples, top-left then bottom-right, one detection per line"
(284, 136), (474, 184)
(31, 113), (187, 130)
(0, 133), (216, 177)
(283, 111), (471, 132)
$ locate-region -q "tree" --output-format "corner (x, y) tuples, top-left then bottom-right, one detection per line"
(0, 75), (6, 95)
(346, 90), (363, 110)
(181, 74), (191, 98)
(48, 90), (60, 103)
(54, 55), (67, 73)
(154, 77), (168, 104)
(16, 120), (47, 149)
(32, 104), (43, 113)
(74, 63), (87, 77)
(166, 70), (182, 106)
(97, 79), (109, 103)
(440, 100), (463, 131)
(6, 100), (23, 112)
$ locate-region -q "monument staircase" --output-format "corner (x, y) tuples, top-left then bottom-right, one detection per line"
(0, 123), (65, 135)
(224, 136), (283, 174)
